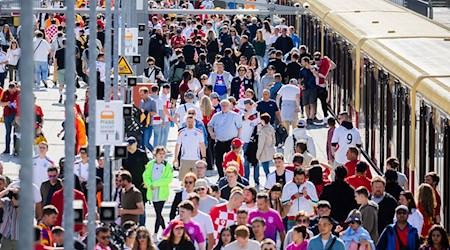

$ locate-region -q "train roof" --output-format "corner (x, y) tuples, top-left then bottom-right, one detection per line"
(298, 0), (405, 19)
(325, 11), (450, 46)
(362, 37), (450, 114)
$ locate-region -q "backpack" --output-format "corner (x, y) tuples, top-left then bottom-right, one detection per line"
(275, 124), (288, 147)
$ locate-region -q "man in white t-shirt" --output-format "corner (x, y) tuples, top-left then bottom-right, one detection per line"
(174, 115), (206, 180)
(33, 31), (52, 88)
(173, 92), (203, 127)
(150, 85), (165, 147)
(331, 111), (362, 167)
(187, 193), (216, 250)
(241, 99), (259, 181)
(73, 146), (90, 184)
(276, 79), (300, 134)
(32, 142), (55, 188)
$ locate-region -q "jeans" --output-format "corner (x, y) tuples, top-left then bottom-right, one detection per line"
(256, 55), (265, 69)
(160, 123), (170, 148)
(0, 72), (6, 88)
(139, 202), (146, 226)
(153, 201), (166, 234)
(34, 61), (48, 87)
(152, 124), (163, 147)
(256, 161), (270, 185)
(243, 143), (251, 180)
(141, 126), (154, 152)
(3, 114), (15, 153)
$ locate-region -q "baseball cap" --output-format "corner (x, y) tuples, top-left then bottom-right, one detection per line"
(126, 136), (137, 145)
(184, 92), (195, 99)
(344, 210), (362, 223)
(162, 83), (171, 89)
(395, 205), (409, 213)
(171, 220), (185, 229)
(176, 29), (182, 34)
(195, 179), (208, 189)
(210, 92), (220, 99)
(317, 200), (331, 209)
(297, 119), (307, 128)
(231, 138), (243, 148)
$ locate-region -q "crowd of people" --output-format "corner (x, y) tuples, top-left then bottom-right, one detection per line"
(0, 0), (449, 250)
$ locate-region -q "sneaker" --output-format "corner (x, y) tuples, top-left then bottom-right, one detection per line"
(313, 117), (323, 125)
(42, 80), (48, 88)
(58, 95), (63, 104)
(2, 150), (10, 154)
(152, 233), (159, 243)
(13, 152), (18, 157)
(307, 119), (313, 125)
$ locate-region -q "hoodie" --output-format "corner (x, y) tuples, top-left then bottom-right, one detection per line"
(284, 127), (316, 163)
(359, 201), (379, 242)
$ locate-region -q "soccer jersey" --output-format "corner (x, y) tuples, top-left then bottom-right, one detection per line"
(176, 127), (204, 160)
(331, 122), (362, 164)
(210, 203), (237, 240)
(32, 155), (54, 188)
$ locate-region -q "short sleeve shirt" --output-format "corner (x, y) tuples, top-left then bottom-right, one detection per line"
(256, 100), (278, 124)
(120, 185), (143, 224)
(248, 208), (285, 241)
(207, 111), (242, 141)
(176, 128), (204, 160)
(278, 85), (300, 101)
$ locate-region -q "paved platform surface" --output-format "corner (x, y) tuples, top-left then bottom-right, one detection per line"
(0, 82), (331, 236)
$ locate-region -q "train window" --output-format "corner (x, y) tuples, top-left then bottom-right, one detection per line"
(428, 109), (435, 171)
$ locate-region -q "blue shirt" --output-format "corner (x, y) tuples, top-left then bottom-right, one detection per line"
(207, 111), (242, 141)
(256, 100), (279, 124)
(299, 68), (316, 90)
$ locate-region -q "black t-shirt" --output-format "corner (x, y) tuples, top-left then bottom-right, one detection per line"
(158, 239), (195, 250)
(275, 172), (287, 187)
(55, 48), (65, 70)
(256, 100), (279, 124)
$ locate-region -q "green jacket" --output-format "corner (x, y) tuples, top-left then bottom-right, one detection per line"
(142, 160), (173, 201)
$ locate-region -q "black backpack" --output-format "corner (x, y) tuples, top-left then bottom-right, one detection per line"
(275, 124), (288, 147)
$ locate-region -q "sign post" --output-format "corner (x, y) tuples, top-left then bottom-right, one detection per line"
(95, 101), (124, 145)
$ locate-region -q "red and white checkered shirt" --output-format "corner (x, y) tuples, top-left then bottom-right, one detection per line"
(45, 25), (58, 43)
(210, 203), (237, 240)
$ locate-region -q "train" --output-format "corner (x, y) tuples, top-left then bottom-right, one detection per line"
(293, 0), (450, 230)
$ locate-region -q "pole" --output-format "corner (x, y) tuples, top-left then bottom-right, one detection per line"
(104, 0), (112, 201)
(87, 0), (98, 248)
(120, 0), (126, 102)
(113, 1), (119, 100)
(63, 0), (76, 247)
(18, 0), (34, 248)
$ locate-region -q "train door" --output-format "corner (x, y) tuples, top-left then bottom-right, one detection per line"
(442, 118), (450, 231)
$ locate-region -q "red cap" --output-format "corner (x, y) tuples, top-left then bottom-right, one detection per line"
(231, 138), (243, 148)
(171, 220), (185, 229)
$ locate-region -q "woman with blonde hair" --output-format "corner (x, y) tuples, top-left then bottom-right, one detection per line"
(252, 29), (266, 68)
(200, 95), (214, 126)
(132, 226), (157, 250)
(417, 183), (437, 239)
(206, 30), (219, 63)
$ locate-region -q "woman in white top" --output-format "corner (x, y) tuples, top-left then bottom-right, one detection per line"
(394, 191), (424, 236)
(6, 39), (20, 82)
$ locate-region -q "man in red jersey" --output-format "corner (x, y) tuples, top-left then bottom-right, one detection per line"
(345, 161), (372, 192)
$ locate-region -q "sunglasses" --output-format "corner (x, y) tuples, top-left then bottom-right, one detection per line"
(136, 234), (148, 240)
(48, 174), (57, 178)
(297, 219), (308, 223)
(185, 181), (194, 185)
(349, 221), (358, 224)
(188, 112), (196, 115)
(262, 247), (276, 250)
(100, 236), (110, 240)
(196, 187), (206, 192)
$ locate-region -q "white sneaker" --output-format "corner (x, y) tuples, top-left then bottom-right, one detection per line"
(152, 233), (159, 243)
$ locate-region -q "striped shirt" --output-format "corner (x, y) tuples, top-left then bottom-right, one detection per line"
(38, 221), (53, 246)
(0, 199), (20, 240)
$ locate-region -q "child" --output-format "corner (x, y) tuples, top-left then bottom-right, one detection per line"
(34, 123), (47, 154)
(341, 209), (375, 250)
(286, 225), (309, 250)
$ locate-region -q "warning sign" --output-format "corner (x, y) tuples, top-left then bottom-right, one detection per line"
(118, 56), (134, 75)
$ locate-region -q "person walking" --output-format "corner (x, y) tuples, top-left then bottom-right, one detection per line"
(1, 83), (19, 155)
(33, 31), (52, 89)
(255, 113), (275, 185)
(6, 40), (20, 83)
(207, 99), (242, 178)
(143, 146), (173, 238)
